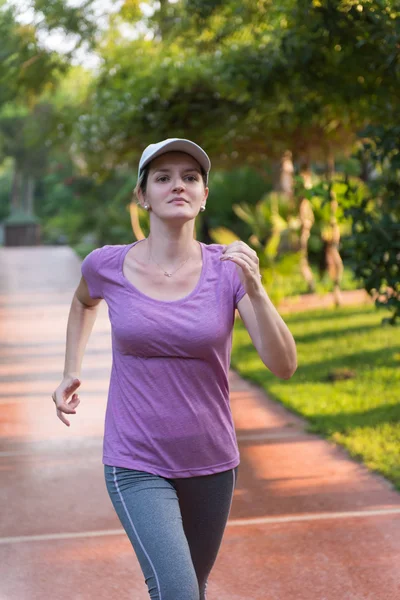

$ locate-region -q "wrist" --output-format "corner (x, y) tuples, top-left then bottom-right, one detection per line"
(63, 371), (80, 380)
(246, 281), (266, 300)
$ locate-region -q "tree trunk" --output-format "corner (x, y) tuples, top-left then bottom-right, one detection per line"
(10, 167), (22, 215)
(279, 150), (295, 212)
(325, 151), (344, 307)
(298, 157), (316, 293)
(25, 175), (36, 216)
(27, 178), (34, 215)
(156, 0), (170, 39)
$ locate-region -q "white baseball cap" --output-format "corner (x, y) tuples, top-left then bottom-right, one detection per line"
(138, 138), (211, 184)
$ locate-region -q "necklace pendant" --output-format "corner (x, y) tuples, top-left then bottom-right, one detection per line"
(165, 272), (172, 277)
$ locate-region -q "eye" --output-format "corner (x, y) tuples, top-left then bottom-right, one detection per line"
(156, 174), (198, 182)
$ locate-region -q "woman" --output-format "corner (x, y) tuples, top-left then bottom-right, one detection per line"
(52, 138), (297, 600)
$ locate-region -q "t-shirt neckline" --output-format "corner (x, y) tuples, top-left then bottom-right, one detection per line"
(118, 239), (207, 305)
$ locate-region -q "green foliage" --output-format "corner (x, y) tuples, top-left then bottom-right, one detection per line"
(3, 210), (39, 224)
(207, 166), (270, 223)
(0, 4), (67, 107)
(36, 158), (137, 246)
(276, 263), (363, 297)
(32, 0), (98, 51)
(1, 0), (399, 305)
(75, 0), (400, 177)
(0, 158), (12, 219)
(0, 101), (57, 175)
(343, 125), (400, 325)
(210, 191), (302, 305)
(208, 226), (240, 246)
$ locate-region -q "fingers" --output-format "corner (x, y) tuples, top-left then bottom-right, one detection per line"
(224, 246), (258, 259)
(57, 407), (72, 427)
(52, 393), (78, 413)
(221, 250), (258, 270)
(52, 378), (81, 427)
(222, 241), (258, 261)
(68, 393), (80, 409)
(222, 251), (262, 283)
(56, 396), (79, 427)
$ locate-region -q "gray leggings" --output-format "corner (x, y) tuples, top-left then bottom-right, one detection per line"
(104, 464), (239, 600)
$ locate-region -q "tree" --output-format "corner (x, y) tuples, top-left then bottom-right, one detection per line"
(0, 3), (67, 108)
(0, 0), (99, 231)
(343, 125), (400, 325)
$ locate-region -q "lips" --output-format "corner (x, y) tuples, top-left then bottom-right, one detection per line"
(169, 197), (188, 203)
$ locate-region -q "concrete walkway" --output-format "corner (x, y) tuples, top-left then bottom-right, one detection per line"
(0, 245), (399, 600)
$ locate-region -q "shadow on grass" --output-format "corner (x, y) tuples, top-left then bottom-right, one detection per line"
(292, 321), (381, 344)
(305, 403), (400, 435)
(233, 335), (400, 374)
(299, 345), (400, 372)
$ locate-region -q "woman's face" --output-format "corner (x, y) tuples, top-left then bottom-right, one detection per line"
(139, 151), (209, 221)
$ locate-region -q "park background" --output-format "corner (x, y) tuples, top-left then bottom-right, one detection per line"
(0, 0), (399, 491)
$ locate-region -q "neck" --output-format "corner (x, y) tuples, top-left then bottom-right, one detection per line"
(145, 224), (199, 267)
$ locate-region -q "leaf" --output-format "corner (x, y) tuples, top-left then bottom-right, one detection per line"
(209, 226), (241, 245)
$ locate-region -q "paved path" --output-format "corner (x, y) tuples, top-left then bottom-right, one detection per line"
(0, 246), (399, 600)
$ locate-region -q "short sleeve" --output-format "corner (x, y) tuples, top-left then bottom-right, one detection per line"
(81, 247), (104, 299)
(231, 263), (247, 308)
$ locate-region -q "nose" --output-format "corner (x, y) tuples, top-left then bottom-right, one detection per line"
(172, 179), (185, 193)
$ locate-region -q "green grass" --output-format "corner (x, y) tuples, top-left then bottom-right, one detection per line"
(231, 303), (400, 490)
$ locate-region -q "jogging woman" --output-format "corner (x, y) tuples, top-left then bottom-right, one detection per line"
(52, 138), (297, 599)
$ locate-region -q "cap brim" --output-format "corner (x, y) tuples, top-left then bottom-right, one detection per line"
(140, 139), (211, 177)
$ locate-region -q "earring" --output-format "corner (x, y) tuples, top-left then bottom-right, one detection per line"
(144, 204), (149, 210)
(200, 205), (206, 212)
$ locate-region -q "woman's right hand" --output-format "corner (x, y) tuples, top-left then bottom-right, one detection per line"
(52, 376), (81, 427)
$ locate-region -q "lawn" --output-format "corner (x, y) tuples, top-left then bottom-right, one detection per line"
(231, 303), (400, 491)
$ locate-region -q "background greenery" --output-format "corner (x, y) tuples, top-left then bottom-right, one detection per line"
(1, 1), (398, 313)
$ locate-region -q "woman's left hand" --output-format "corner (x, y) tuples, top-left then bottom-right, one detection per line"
(220, 241), (263, 295)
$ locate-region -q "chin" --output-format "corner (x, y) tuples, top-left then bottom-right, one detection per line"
(164, 213), (193, 222)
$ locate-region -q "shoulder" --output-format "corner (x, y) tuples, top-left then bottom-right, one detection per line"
(202, 242), (233, 273)
(88, 243), (129, 262)
(97, 243), (128, 254)
(202, 242), (225, 260)
(203, 242), (225, 253)
(82, 243), (130, 274)
(202, 241), (245, 305)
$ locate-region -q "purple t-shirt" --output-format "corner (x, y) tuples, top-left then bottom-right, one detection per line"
(81, 240), (247, 478)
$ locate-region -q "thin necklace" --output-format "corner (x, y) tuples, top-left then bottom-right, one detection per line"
(148, 240), (199, 277)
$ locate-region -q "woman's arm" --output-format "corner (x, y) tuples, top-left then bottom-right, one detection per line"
(237, 288), (297, 380)
(63, 276), (102, 378)
(221, 241), (297, 380)
(52, 276), (102, 426)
